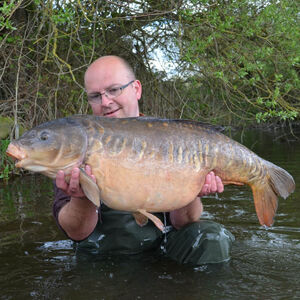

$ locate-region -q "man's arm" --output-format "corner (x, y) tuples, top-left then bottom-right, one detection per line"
(56, 166), (99, 241)
(169, 172), (224, 229)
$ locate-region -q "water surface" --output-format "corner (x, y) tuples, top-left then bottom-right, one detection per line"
(0, 128), (299, 299)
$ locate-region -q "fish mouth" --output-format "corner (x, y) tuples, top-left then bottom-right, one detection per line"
(6, 143), (27, 167)
(104, 108), (120, 117)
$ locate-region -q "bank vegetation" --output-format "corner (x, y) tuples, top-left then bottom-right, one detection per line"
(1, 0), (299, 177)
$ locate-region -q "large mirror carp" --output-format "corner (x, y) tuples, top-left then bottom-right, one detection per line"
(6, 115), (295, 231)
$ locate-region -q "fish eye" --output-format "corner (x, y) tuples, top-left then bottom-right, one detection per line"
(40, 131), (49, 141)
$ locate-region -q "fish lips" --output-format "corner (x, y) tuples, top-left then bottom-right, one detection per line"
(6, 143), (27, 167)
(6, 144), (48, 172)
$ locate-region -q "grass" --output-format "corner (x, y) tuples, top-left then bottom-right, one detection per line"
(0, 139), (16, 180)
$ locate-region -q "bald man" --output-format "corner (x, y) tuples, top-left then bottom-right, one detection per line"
(53, 56), (234, 264)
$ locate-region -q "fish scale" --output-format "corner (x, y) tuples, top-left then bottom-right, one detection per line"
(6, 115), (295, 231)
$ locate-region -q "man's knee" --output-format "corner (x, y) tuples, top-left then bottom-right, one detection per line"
(165, 220), (235, 265)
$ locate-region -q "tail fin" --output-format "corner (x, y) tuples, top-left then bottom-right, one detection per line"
(251, 161), (295, 227)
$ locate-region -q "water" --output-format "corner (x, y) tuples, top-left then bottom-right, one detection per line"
(0, 128), (299, 299)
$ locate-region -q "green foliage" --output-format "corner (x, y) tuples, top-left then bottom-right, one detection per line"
(256, 110), (298, 123)
(0, 140), (15, 180)
(179, 0), (300, 124)
(0, 0), (299, 133)
(0, 1), (17, 31)
(51, 6), (75, 25)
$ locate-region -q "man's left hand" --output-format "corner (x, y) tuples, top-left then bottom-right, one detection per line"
(199, 171), (224, 197)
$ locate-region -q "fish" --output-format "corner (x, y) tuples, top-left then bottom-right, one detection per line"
(6, 115), (295, 231)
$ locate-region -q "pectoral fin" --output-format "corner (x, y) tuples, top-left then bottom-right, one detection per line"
(136, 209), (165, 232)
(79, 168), (101, 207)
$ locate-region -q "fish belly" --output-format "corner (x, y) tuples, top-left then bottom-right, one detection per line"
(89, 155), (206, 212)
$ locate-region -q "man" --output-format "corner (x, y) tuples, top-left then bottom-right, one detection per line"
(53, 55), (234, 264)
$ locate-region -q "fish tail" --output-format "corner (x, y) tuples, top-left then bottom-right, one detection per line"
(250, 160), (295, 226)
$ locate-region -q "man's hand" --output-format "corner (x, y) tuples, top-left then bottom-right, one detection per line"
(199, 171), (224, 197)
(56, 165), (98, 241)
(56, 165), (96, 199)
(170, 171), (224, 229)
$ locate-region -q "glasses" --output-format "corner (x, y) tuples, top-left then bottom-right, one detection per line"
(87, 80), (135, 104)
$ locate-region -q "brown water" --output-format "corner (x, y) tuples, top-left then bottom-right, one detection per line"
(0, 128), (299, 300)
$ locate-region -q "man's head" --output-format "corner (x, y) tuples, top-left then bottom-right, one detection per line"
(84, 56), (142, 118)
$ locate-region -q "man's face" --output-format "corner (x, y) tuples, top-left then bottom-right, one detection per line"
(84, 57), (142, 118)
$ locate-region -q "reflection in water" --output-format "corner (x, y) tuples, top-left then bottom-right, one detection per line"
(0, 129), (300, 299)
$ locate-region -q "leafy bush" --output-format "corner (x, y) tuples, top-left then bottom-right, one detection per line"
(0, 139), (15, 180)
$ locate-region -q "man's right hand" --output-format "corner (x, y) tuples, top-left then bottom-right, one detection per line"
(56, 165), (96, 199)
(56, 165), (98, 241)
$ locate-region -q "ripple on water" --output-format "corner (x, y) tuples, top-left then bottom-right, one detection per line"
(38, 239), (73, 251)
